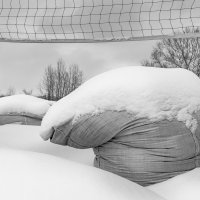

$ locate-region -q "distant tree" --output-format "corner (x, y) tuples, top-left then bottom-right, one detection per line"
(6, 86), (16, 96)
(68, 64), (83, 93)
(39, 65), (55, 100)
(141, 28), (200, 76)
(22, 89), (33, 95)
(54, 59), (69, 100)
(39, 59), (83, 100)
(0, 90), (4, 98)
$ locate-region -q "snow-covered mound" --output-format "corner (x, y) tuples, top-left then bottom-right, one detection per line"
(0, 124), (94, 165)
(0, 148), (165, 200)
(0, 94), (53, 118)
(40, 66), (200, 140)
(148, 168), (200, 200)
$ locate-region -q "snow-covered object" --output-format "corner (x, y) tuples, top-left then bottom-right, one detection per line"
(47, 109), (200, 186)
(0, 94), (53, 118)
(40, 66), (200, 140)
(0, 148), (166, 200)
(148, 168), (200, 200)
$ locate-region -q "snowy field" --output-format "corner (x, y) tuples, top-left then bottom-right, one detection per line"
(148, 168), (200, 200)
(0, 124), (165, 200)
(0, 124), (94, 165)
(0, 124), (200, 200)
(0, 148), (165, 200)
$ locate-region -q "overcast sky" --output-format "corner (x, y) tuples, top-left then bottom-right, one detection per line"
(1, 0), (198, 95)
(0, 40), (157, 94)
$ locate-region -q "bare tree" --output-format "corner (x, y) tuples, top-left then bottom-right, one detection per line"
(7, 86), (16, 96)
(0, 90), (4, 98)
(141, 28), (200, 76)
(54, 59), (69, 100)
(68, 64), (83, 94)
(39, 59), (83, 100)
(39, 65), (56, 100)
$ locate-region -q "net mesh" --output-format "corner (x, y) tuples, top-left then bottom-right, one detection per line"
(0, 0), (200, 43)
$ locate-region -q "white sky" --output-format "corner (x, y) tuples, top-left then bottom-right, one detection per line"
(0, 40), (157, 94)
(2, 0), (198, 95)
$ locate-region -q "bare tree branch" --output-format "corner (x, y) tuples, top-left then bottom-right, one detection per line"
(39, 59), (83, 100)
(141, 28), (200, 76)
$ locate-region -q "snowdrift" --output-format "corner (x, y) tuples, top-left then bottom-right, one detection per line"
(148, 168), (200, 200)
(0, 126), (199, 200)
(0, 125), (94, 165)
(0, 148), (166, 200)
(0, 94), (53, 125)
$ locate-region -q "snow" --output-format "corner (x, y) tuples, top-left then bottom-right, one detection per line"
(148, 168), (200, 200)
(0, 94), (53, 117)
(40, 66), (200, 140)
(0, 124), (199, 200)
(0, 148), (166, 200)
(0, 124), (94, 165)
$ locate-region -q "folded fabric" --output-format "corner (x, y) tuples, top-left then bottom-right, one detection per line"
(49, 110), (200, 186)
(0, 113), (42, 126)
(0, 94), (53, 126)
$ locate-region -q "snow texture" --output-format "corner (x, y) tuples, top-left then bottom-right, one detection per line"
(40, 66), (200, 140)
(0, 148), (166, 200)
(148, 168), (200, 200)
(0, 94), (53, 117)
(0, 124), (199, 200)
(0, 125), (94, 165)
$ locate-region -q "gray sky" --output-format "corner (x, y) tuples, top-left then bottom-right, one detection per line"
(3, 0), (198, 95)
(0, 40), (157, 94)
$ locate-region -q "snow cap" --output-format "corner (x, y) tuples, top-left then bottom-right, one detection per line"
(40, 66), (200, 140)
(0, 94), (53, 118)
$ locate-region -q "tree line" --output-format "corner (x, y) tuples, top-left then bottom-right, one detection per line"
(0, 59), (83, 100)
(0, 87), (33, 98)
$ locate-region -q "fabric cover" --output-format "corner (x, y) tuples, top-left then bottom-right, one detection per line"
(0, 94), (53, 126)
(50, 110), (200, 186)
(0, 113), (42, 126)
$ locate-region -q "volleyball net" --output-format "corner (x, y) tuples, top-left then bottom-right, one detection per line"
(0, 0), (200, 43)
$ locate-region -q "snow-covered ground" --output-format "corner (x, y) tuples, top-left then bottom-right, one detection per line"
(0, 148), (166, 200)
(0, 125), (165, 200)
(148, 168), (200, 200)
(0, 124), (200, 200)
(0, 124), (94, 165)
